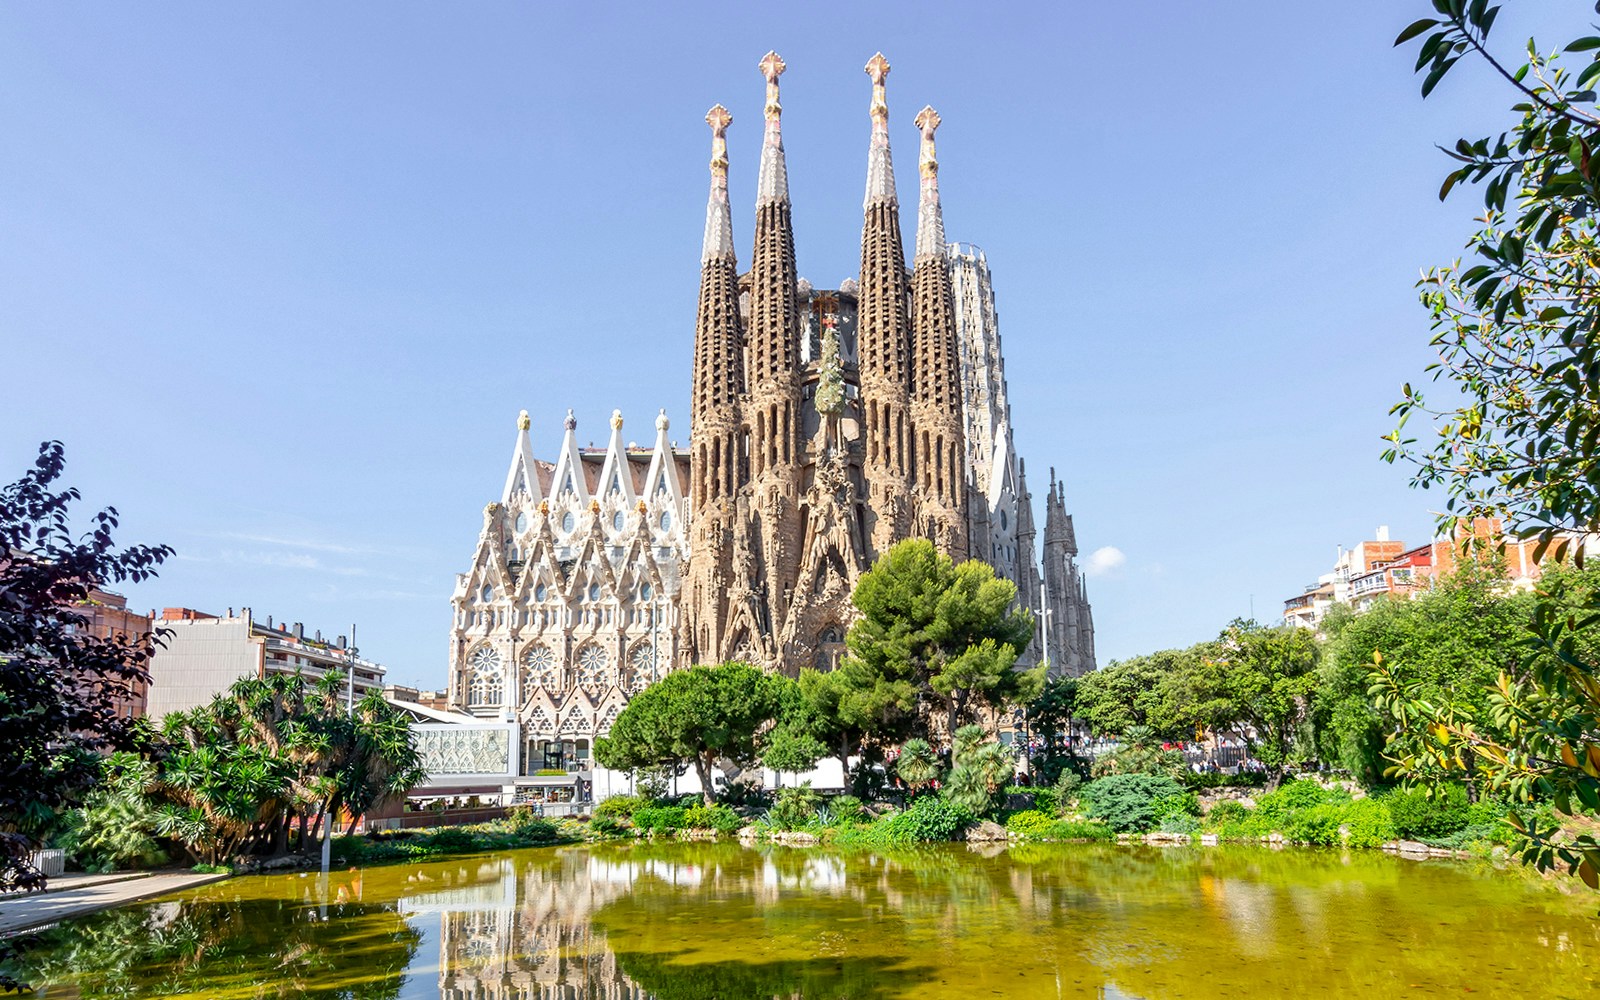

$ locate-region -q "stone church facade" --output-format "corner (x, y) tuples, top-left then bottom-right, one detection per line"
(447, 53), (1094, 761)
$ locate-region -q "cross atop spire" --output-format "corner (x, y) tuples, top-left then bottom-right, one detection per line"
(702, 104), (735, 261)
(756, 51), (789, 204)
(706, 104), (732, 173)
(760, 50), (786, 119)
(862, 52), (896, 207)
(914, 105), (945, 259)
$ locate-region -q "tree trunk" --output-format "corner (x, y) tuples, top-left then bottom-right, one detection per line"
(273, 814), (289, 856)
(297, 811), (310, 854)
(694, 754), (716, 806)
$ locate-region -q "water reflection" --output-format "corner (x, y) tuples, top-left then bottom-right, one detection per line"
(14, 843), (1600, 999)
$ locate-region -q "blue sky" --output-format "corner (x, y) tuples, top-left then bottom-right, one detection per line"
(2, 2), (1583, 688)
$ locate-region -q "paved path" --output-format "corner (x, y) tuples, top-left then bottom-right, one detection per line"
(0, 871), (230, 936)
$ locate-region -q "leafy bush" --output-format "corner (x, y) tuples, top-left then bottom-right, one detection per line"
(1383, 784), (1471, 841)
(1339, 798), (1396, 848)
(1009, 785), (1061, 816)
(427, 827), (479, 853)
(1205, 800), (1249, 826)
(1251, 780), (1342, 828)
(1082, 774), (1189, 833)
(1044, 818), (1116, 842)
(828, 795), (867, 826)
(1004, 809), (1116, 841)
(593, 795), (649, 824)
(875, 796), (973, 842)
(768, 784), (822, 831)
(1285, 803), (1346, 846)
(683, 803), (742, 835)
(590, 814), (631, 837)
(631, 806), (688, 835)
(1005, 809), (1057, 837)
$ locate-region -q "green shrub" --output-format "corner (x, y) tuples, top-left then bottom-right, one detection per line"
(1205, 800), (1249, 826)
(594, 795), (649, 824)
(1043, 818), (1116, 842)
(1285, 803), (1345, 846)
(1383, 785), (1471, 841)
(1005, 809), (1056, 837)
(1008, 785), (1061, 816)
(631, 806), (688, 834)
(1251, 780), (1341, 828)
(769, 784), (822, 831)
(683, 803), (742, 835)
(1182, 771), (1268, 790)
(828, 795), (867, 826)
(1082, 774), (1189, 833)
(1338, 798), (1396, 848)
(877, 795), (973, 842)
(590, 814), (631, 837)
(425, 826), (480, 853)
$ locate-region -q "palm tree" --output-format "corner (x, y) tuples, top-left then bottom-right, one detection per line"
(895, 739), (940, 797)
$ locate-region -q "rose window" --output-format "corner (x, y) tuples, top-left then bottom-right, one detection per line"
(577, 644), (610, 689)
(523, 645), (559, 696)
(628, 643), (657, 689)
(467, 646), (503, 706)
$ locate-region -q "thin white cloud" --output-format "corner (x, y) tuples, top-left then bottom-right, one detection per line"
(1084, 546), (1127, 577)
(210, 531), (361, 554)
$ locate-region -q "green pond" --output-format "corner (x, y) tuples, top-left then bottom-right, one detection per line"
(12, 841), (1600, 999)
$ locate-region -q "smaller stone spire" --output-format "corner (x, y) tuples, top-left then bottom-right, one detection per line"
(863, 52), (896, 208)
(702, 104), (735, 262)
(756, 51), (789, 205)
(913, 106), (946, 260)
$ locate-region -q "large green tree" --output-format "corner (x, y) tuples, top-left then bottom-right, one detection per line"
(0, 442), (171, 896)
(1314, 566), (1531, 785)
(1195, 621), (1320, 787)
(836, 539), (1041, 743)
(1384, 1), (1600, 888)
(595, 662), (779, 805)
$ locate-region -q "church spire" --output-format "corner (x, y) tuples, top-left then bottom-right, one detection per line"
(689, 104), (744, 506)
(857, 52), (913, 553)
(746, 50), (802, 428)
(702, 104), (734, 262)
(864, 52), (896, 208)
(756, 51), (789, 205)
(913, 106), (946, 260)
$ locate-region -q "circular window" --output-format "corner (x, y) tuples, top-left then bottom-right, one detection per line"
(577, 644), (610, 688)
(561, 511), (576, 533)
(659, 511), (672, 531)
(534, 583), (548, 602)
(588, 583), (601, 601)
(523, 646), (559, 694)
(467, 646), (503, 706)
(515, 512), (529, 534)
(613, 511), (626, 531)
(640, 582), (653, 601)
(480, 584), (493, 603)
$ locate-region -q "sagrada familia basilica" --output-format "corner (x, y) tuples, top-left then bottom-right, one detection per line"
(446, 53), (1095, 760)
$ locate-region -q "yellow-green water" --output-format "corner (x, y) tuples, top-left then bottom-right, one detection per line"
(15, 841), (1600, 999)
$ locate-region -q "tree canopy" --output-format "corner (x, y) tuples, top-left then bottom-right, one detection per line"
(595, 662), (779, 805)
(1382, 1), (1600, 888)
(0, 442), (171, 893)
(836, 539), (1041, 742)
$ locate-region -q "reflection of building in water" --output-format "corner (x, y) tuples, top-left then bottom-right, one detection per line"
(402, 855), (650, 1000)
(404, 849), (858, 999)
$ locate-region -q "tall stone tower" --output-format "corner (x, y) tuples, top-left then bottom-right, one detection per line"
(682, 103), (747, 668)
(908, 105), (968, 559)
(856, 52), (914, 556)
(679, 51), (1093, 678)
(1042, 470), (1096, 676)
